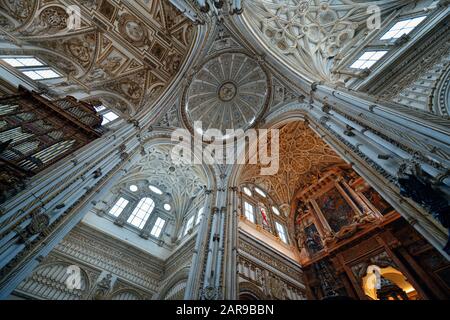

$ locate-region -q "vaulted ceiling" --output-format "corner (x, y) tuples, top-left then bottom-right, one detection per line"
(0, 0), (196, 117)
(242, 0), (409, 82)
(238, 121), (344, 207)
(116, 144), (209, 232)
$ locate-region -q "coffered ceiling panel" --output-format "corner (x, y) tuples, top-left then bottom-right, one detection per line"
(0, 0), (197, 117)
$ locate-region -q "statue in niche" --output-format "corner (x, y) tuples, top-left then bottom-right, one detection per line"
(295, 228), (306, 250)
(397, 162), (450, 254)
(255, 268), (264, 286)
(366, 265), (382, 291)
(296, 201), (309, 217)
(295, 201), (309, 229)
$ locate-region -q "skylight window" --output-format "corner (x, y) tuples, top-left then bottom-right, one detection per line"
(2, 57), (43, 67)
(244, 201), (255, 223)
(101, 111), (119, 125)
(149, 185), (163, 195)
(109, 197), (129, 217)
(94, 105), (106, 112)
(350, 51), (388, 69)
(127, 197), (155, 229)
(272, 206), (280, 216)
(380, 16), (427, 40)
(1, 56), (61, 80)
(91, 103), (120, 126)
(275, 222), (288, 244)
(150, 217), (166, 237)
(254, 187), (266, 197)
(22, 69), (60, 80)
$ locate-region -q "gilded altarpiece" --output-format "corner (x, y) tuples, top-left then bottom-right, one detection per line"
(294, 168), (450, 300)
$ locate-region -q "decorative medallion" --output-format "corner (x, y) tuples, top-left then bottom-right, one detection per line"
(118, 13), (147, 47)
(27, 212), (50, 235)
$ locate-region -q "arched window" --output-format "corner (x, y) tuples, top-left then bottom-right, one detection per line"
(109, 197), (129, 217)
(240, 184), (288, 240)
(127, 197), (155, 229)
(275, 222), (288, 244)
(150, 217), (166, 237)
(149, 185), (163, 195)
(244, 201), (255, 223)
(254, 187), (266, 198)
(272, 206), (280, 216)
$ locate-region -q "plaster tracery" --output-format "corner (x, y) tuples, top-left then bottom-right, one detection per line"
(0, 0), (197, 117)
(239, 121), (344, 206)
(112, 144), (209, 238)
(243, 0), (408, 82)
(0, 0), (449, 302)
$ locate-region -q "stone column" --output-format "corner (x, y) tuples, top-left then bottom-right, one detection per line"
(224, 186), (238, 299)
(184, 189), (214, 299)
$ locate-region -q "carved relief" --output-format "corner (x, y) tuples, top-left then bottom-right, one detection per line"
(0, 0), (36, 24)
(118, 13), (148, 47)
(239, 121), (344, 206)
(244, 0), (406, 82)
(1, 0), (196, 116)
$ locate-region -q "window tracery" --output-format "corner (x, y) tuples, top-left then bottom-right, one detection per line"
(105, 180), (174, 240)
(109, 197), (129, 217)
(240, 183), (289, 243)
(127, 197), (155, 229)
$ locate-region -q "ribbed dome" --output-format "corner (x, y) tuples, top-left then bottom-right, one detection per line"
(182, 52), (270, 136)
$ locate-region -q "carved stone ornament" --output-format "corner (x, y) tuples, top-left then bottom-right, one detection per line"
(243, 0), (407, 82)
(268, 275), (286, 299)
(92, 273), (112, 300)
(397, 162), (450, 253)
(27, 212), (50, 236)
